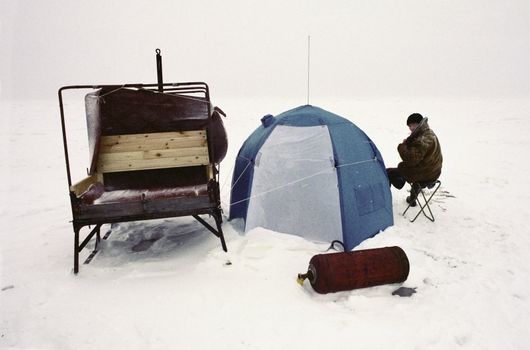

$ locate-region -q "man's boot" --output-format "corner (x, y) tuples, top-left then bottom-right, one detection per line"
(406, 183), (421, 207)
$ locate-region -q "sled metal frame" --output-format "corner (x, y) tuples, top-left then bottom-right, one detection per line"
(402, 180), (441, 222)
(59, 83), (227, 274)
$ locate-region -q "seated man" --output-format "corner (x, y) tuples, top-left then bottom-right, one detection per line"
(387, 113), (443, 206)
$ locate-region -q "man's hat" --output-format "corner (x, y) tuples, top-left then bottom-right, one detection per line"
(407, 113), (423, 125)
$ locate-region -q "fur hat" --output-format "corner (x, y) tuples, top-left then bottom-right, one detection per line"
(406, 113), (423, 126)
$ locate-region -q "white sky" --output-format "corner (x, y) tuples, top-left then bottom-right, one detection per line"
(1, 0), (529, 100)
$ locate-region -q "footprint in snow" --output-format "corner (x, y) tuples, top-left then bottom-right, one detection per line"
(131, 236), (162, 252)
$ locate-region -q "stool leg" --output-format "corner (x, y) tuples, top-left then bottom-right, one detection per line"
(411, 190), (434, 222)
(410, 182), (440, 222)
(402, 202), (412, 216)
(402, 181), (442, 222)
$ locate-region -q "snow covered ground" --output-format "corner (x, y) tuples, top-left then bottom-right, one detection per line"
(1, 96), (530, 349)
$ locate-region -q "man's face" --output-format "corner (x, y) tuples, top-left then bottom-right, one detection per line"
(408, 123), (419, 132)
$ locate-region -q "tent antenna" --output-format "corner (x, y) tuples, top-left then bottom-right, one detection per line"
(307, 35), (311, 105)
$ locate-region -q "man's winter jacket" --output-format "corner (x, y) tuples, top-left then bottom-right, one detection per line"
(397, 118), (443, 183)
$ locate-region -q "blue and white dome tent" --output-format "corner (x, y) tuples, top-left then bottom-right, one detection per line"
(229, 105), (393, 250)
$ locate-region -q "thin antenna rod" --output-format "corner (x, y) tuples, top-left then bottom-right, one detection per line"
(156, 48), (163, 92)
(307, 35), (311, 105)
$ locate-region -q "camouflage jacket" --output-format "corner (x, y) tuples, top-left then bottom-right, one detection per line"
(397, 118), (443, 183)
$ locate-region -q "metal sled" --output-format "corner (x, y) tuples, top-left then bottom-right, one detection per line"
(59, 51), (228, 273)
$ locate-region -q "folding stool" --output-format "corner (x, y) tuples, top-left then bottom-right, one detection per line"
(402, 180), (441, 222)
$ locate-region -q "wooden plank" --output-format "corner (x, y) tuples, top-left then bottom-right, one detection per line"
(98, 151), (144, 162)
(101, 131), (205, 146)
(142, 147), (209, 159)
(98, 155), (210, 173)
(100, 136), (207, 153)
(70, 174), (102, 197)
(98, 147), (209, 162)
(96, 130), (212, 173)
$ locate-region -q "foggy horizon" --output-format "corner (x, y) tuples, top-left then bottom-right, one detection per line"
(1, 0), (529, 101)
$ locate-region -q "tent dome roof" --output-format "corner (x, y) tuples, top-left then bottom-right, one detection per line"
(230, 105), (393, 250)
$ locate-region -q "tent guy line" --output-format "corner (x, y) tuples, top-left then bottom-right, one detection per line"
(227, 158), (252, 192)
(227, 157), (378, 207)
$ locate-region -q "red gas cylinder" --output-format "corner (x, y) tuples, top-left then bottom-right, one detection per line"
(297, 246), (410, 294)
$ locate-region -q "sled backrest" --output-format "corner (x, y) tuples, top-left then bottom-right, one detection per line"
(81, 86), (226, 190)
(97, 130), (210, 173)
(94, 129), (214, 191)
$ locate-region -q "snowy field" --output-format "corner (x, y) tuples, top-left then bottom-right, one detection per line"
(1, 96), (530, 349)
